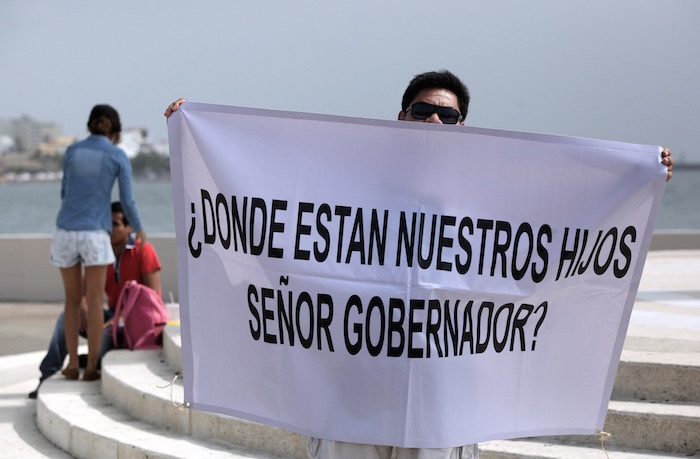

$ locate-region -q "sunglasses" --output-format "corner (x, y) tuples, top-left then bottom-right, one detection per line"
(405, 102), (463, 124)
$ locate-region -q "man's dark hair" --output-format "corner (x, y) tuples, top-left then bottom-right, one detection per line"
(401, 70), (470, 120)
(111, 201), (129, 226)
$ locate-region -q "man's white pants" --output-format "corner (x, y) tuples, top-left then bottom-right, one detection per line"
(307, 438), (479, 459)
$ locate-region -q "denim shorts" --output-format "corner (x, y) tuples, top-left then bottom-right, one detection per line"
(50, 228), (115, 268)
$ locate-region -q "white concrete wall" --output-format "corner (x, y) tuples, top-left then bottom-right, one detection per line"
(1, 231), (698, 302)
(649, 230), (700, 251)
(0, 235), (178, 302)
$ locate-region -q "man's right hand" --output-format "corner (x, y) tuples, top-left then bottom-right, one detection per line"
(164, 98), (187, 118)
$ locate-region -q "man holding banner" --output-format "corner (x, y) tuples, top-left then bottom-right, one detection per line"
(309, 70), (479, 459)
(164, 70), (673, 459)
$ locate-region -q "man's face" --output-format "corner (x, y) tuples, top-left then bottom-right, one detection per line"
(111, 212), (132, 246)
(398, 88), (463, 125)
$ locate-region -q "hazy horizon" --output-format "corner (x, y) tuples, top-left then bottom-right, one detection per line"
(2, 0), (698, 163)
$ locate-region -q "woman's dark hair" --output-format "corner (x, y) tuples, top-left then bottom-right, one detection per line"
(87, 104), (122, 143)
(401, 70), (470, 120)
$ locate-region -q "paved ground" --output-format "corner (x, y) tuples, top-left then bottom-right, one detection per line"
(0, 302), (63, 357)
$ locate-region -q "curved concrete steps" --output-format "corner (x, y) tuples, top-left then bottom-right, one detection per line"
(36, 374), (285, 459)
(36, 324), (302, 459)
(36, 322), (700, 458)
(101, 348), (307, 458)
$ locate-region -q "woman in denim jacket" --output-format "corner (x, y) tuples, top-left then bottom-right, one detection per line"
(50, 104), (146, 381)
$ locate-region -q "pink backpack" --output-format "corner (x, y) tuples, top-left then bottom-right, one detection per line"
(112, 280), (169, 350)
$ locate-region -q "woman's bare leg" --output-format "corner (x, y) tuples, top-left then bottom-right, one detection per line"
(60, 264), (83, 373)
(83, 265), (108, 374)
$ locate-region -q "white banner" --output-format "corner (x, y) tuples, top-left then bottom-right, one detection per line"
(168, 102), (666, 448)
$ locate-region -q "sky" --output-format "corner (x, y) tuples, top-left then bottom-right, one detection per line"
(1, 0), (698, 163)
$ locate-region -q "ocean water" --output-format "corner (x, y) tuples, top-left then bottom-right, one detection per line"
(1, 181), (175, 235)
(1, 168), (699, 234)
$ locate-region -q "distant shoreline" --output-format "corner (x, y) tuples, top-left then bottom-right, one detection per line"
(1, 162), (698, 185)
(0, 174), (171, 185)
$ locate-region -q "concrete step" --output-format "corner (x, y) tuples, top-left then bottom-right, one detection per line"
(614, 350), (700, 402)
(479, 439), (693, 459)
(604, 400), (700, 454)
(101, 348), (308, 459)
(522, 348), (700, 456)
(163, 317), (183, 374)
(528, 399), (700, 455)
(36, 375), (286, 459)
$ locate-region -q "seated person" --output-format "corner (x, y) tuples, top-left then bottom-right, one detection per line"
(29, 201), (162, 398)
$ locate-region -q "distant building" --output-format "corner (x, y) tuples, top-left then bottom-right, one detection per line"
(119, 127), (150, 158)
(0, 135), (15, 155)
(152, 139), (170, 156)
(36, 135), (76, 157)
(0, 115), (63, 153)
(118, 128), (169, 157)
(0, 116), (168, 159)
(12, 116), (62, 153)
(0, 119), (16, 154)
(0, 119), (12, 137)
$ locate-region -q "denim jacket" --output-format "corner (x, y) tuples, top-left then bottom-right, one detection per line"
(56, 134), (143, 233)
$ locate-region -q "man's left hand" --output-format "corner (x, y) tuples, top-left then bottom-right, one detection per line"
(662, 148), (674, 181)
